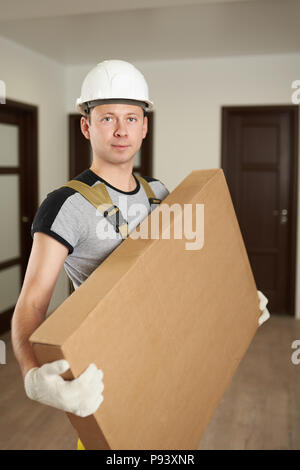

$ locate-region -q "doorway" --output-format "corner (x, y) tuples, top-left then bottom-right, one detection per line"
(222, 105), (298, 316)
(0, 99), (38, 333)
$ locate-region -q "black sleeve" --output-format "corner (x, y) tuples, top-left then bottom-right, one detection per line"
(31, 186), (78, 254)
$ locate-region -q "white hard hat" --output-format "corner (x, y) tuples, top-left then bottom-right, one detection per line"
(76, 59), (154, 115)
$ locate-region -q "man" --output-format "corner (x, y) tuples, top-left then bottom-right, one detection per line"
(11, 60), (170, 450)
(11, 59), (270, 450)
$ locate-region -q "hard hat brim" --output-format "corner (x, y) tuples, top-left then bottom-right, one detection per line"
(76, 97), (154, 115)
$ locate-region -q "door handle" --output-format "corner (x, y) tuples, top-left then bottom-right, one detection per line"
(280, 209), (288, 225)
(273, 209), (288, 224)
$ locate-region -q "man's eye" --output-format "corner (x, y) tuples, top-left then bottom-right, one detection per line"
(128, 117), (137, 122)
(103, 117), (112, 122)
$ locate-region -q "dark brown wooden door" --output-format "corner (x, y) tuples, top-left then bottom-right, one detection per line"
(222, 106), (298, 316)
(0, 100), (38, 333)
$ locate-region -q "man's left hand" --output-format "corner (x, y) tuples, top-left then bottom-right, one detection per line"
(257, 290), (270, 326)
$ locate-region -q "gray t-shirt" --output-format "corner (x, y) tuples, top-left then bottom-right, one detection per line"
(31, 169), (169, 289)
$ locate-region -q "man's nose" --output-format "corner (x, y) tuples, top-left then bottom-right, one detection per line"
(114, 120), (128, 137)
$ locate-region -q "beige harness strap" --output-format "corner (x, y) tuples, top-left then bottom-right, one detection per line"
(63, 179), (129, 238)
(135, 175), (162, 205)
(63, 180), (112, 212)
(63, 175), (161, 240)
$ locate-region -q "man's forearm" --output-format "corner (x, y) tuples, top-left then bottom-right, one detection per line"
(11, 301), (46, 380)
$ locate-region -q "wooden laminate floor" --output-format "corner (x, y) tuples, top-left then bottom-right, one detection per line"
(0, 314), (299, 450)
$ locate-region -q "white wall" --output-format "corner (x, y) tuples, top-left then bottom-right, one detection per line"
(0, 36), (69, 313)
(66, 54), (300, 318)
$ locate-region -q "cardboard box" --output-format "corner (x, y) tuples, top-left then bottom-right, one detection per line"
(30, 169), (261, 450)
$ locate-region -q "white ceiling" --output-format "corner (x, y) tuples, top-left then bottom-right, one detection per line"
(0, 0), (251, 20)
(0, 0), (298, 65)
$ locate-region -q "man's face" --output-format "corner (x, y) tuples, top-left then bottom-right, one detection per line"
(81, 103), (148, 165)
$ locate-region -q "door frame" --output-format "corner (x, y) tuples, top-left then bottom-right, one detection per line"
(221, 105), (298, 316)
(0, 98), (38, 333)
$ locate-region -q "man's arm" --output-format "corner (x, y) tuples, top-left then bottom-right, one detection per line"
(11, 232), (69, 380)
(11, 232), (104, 418)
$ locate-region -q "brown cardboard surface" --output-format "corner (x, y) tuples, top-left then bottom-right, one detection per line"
(30, 169), (261, 450)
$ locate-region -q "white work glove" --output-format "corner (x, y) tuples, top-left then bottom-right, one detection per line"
(257, 290), (270, 326)
(24, 359), (104, 418)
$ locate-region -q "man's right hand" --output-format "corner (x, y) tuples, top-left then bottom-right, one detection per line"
(24, 359), (104, 417)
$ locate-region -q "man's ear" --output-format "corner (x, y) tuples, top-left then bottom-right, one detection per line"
(80, 116), (90, 140)
(142, 115), (148, 139)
